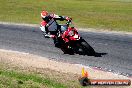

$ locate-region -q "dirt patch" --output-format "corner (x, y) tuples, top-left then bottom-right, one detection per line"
(0, 49), (131, 88)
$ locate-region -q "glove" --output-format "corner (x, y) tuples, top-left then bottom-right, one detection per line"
(66, 17), (72, 21)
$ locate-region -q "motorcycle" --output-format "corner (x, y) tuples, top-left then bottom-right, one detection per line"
(52, 21), (96, 55)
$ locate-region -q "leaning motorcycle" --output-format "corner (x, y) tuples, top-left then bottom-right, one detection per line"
(52, 21), (96, 55)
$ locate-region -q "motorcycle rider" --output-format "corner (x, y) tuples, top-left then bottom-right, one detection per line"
(40, 10), (72, 38)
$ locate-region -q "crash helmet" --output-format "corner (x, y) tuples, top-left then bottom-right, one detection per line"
(41, 11), (48, 18)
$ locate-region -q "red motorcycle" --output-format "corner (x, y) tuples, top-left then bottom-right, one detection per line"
(52, 21), (96, 55)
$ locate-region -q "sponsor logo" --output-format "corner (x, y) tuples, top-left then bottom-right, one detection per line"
(78, 67), (131, 86)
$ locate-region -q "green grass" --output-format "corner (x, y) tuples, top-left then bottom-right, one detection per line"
(0, 0), (132, 32)
(0, 63), (85, 88)
(0, 70), (67, 88)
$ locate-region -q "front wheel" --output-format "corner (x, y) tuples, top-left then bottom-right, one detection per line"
(80, 39), (95, 55)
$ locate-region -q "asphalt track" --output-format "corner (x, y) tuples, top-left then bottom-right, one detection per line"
(0, 23), (132, 77)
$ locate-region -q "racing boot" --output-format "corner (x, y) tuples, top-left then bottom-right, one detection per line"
(44, 32), (50, 38)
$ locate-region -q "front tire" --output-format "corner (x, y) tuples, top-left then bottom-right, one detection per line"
(80, 39), (95, 55)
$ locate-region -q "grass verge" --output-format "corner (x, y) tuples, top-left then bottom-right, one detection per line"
(0, 63), (83, 88)
(0, 64), (67, 88)
(0, 0), (132, 32)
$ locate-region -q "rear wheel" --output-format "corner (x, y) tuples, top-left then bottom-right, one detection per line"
(53, 37), (63, 48)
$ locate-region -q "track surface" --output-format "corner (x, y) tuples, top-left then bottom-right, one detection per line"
(0, 24), (132, 77)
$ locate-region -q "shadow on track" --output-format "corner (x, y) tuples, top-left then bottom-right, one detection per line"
(63, 50), (108, 57)
(94, 52), (108, 57)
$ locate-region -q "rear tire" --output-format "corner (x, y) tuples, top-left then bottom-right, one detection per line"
(53, 37), (63, 48)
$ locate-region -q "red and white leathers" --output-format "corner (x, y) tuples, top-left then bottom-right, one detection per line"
(40, 11), (72, 37)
